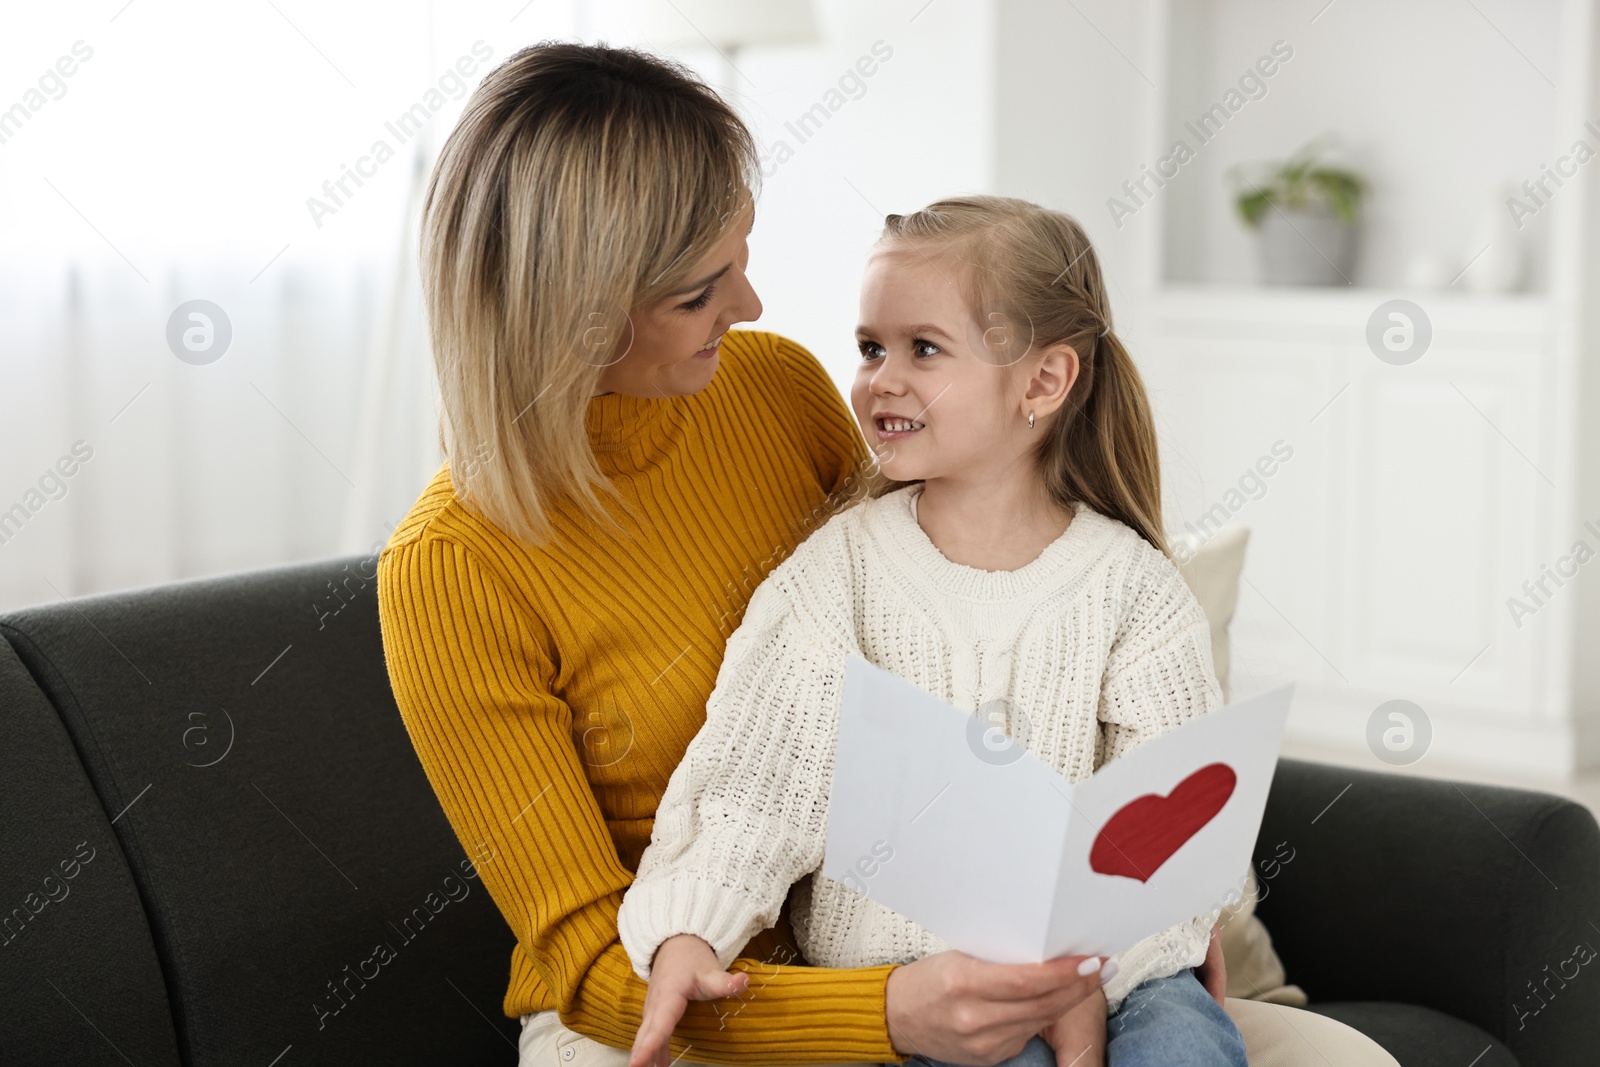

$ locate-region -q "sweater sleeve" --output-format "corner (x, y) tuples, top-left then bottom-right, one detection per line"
(1094, 548), (1227, 1014)
(771, 335), (873, 501)
(618, 532), (856, 979)
(1095, 551), (1222, 765)
(378, 533), (903, 1064)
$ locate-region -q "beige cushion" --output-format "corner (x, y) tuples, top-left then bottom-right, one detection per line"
(1174, 525), (1250, 701)
(1170, 525), (1305, 1006)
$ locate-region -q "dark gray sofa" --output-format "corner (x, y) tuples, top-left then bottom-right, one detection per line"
(1, 555), (1595, 1065)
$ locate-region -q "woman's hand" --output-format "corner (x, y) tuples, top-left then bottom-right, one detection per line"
(884, 950), (1114, 1065)
(1042, 984), (1106, 1067)
(629, 934), (750, 1067)
(1194, 922), (1227, 1006)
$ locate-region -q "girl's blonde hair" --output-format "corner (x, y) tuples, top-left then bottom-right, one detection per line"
(872, 196), (1167, 555)
(421, 43), (757, 544)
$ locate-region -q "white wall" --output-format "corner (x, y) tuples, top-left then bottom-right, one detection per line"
(747, 0), (996, 388)
(991, 0), (1154, 344)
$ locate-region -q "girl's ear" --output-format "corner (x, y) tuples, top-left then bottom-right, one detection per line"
(1023, 343), (1079, 419)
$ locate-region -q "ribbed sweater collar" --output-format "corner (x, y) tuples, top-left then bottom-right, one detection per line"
(870, 484), (1113, 602)
(585, 391), (682, 473)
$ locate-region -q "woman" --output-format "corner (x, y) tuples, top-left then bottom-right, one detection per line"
(376, 42), (1398, 1067)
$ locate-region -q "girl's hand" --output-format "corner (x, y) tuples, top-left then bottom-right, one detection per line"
(1194, 922), (1227, 1006)
(1042, 984), (1106, 1067)
(884, 950), (1112, 1065)
(629, 934), (750, 1067)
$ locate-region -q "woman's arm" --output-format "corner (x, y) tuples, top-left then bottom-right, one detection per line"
(377, 534), (901, 1065)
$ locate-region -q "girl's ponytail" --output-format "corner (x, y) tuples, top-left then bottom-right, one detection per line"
(1046, 325), (1166, 555)
(873, 196), (1168, 555)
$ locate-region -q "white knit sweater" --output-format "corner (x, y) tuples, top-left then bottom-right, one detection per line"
(617, 485), (1227, 1014)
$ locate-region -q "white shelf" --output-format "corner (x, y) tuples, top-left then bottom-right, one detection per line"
(1147, 284), (1558, 346)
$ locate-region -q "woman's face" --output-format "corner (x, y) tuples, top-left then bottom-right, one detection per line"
(595, 205), (761, 397)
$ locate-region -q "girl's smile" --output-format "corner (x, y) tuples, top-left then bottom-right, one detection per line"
(872, 412), (927, 439)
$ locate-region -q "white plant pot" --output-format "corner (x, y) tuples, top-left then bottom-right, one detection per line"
(1254, 204), (1358, 287)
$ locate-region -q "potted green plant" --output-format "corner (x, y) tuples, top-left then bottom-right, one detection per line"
(1230, 139), (1364, 286)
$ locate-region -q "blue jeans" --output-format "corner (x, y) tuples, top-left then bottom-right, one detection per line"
(1105, 968), (1247, 1066)
(900, 968), (1247, 1067)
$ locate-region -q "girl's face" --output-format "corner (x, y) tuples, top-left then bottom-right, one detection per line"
(852, 249), (1068, 486)
(596, 204), (762, 397)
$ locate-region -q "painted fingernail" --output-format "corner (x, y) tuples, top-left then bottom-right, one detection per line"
(1099, 959), (1120, 982)
(1076, 956), (1102, 976)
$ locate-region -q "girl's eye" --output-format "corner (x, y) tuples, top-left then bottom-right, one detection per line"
(858, 340), (885, 361)
(679, 284), (716, 312)
(912, 338), (941, 357)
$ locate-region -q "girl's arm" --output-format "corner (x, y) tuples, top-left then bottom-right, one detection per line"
(1096, 554), (1221, 765)
(618, 532), (854, 978)
(1094, 551), (1227, 1013)
(378, 534), (900, 1066)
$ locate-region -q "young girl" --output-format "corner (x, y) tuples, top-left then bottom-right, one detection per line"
(617, 196), (1248, 1067)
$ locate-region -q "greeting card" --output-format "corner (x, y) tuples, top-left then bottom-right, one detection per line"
(821, 656), (1292, 961)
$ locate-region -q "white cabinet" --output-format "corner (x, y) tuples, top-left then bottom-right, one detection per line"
(1140, 288), (1582, 773)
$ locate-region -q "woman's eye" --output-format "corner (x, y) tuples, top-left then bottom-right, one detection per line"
(679, 284), (716, 312)
(857, 340), (884, 360)
(912, 338), (941, 357)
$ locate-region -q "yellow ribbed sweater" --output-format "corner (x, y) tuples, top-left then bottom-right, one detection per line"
(376, 331), (902, 1064)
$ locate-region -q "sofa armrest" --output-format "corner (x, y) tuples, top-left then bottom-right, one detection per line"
(0, 639), (183, 1067)
(1252, 757), (1600, 1067)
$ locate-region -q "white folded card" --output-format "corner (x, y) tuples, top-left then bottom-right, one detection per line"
(821, 656), (1292, 963)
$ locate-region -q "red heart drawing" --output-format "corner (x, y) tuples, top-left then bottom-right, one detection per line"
(1089, 763), (1237, 883)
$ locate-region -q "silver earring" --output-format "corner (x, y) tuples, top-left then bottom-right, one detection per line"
(1027, 410), (1035, 429)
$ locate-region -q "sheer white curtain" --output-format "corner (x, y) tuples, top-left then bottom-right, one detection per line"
(0, 1), (578, 612)
(0, 254), (396, 609)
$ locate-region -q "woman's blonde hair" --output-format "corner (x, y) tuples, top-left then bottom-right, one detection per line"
(421, 42), (757, 543)
(871, 196), (1167, 555)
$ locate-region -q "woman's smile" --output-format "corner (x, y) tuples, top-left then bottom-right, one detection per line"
(693, 332), (725, 359)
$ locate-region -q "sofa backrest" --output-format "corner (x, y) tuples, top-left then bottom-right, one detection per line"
(0, 556), (519, 1066)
